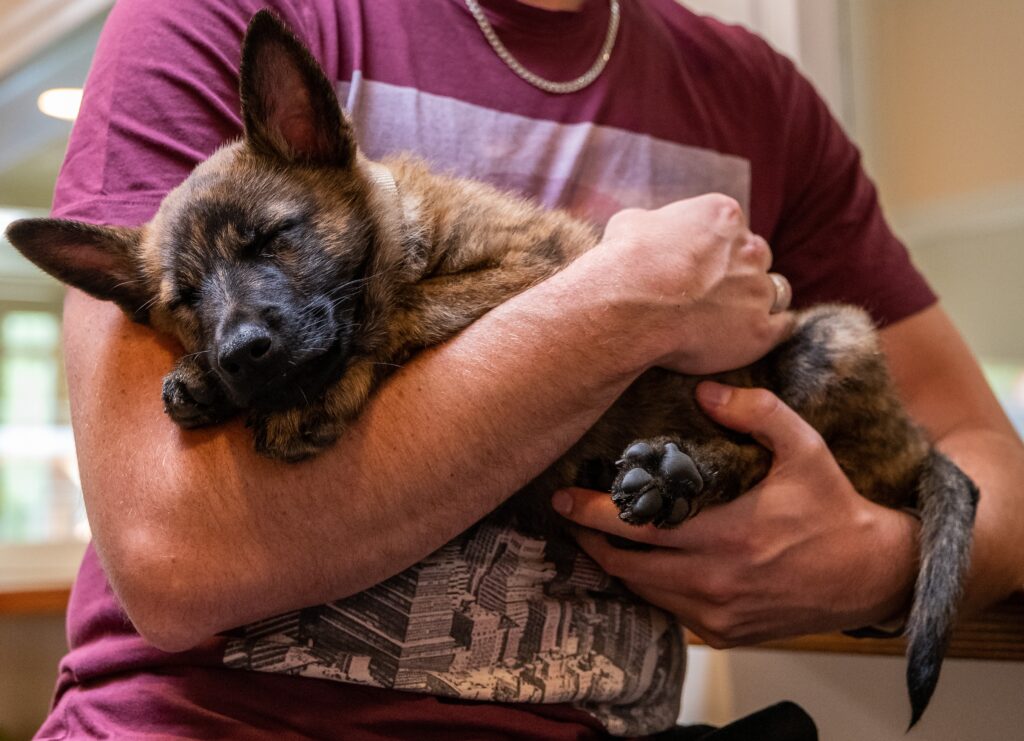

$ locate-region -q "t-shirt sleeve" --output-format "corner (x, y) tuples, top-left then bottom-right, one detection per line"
(763, 50), (936, 327)
(52, 0), (313, 228)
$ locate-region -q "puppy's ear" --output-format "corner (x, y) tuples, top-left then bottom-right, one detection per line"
(5, 218), (152, 320)
(239, 10), (356, 167)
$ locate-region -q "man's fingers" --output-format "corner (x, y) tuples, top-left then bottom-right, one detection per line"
(552, 487), (677, 546)
(573, 527), (745, 593)
(621, 581), (747, 648)
(695, 382), (822, 460)
(736, 233), (773, 273)
(767, 272), (792, 314)
(763, 309), (797, 349)
(553, 486), (758, 552)
(572, 529), (698, 589)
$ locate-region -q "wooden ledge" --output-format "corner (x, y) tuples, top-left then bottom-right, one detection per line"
(687, 593), (1024, 661)
(0, 586), (71, 616)
(4, 587), (1023, 662)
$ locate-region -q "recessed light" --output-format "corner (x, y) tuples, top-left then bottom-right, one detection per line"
(37, 88), (83, 121)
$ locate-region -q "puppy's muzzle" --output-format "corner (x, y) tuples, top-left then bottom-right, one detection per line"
(215, 321), (283, 401)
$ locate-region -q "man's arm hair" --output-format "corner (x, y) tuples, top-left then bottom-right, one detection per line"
(67, 257), (641, 651)
(881, 304), (1024, 610)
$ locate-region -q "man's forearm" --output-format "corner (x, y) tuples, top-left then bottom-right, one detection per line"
(69, 253), (642, 651)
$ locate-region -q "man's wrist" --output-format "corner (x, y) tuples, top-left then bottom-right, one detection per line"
(848, 505), (921, 635)
(548, 240), (664, 378)
(560, 236), (685, 377)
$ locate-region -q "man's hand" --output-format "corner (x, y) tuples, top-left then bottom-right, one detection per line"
(552, 382), (920, 647)
(587, 194), (795, 375)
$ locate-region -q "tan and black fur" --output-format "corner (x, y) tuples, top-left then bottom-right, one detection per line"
(6, 11), (976, 727)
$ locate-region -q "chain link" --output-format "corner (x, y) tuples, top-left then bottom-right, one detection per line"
(465, 0), (620, 95)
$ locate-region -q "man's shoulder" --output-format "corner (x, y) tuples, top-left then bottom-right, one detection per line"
(640, 0), (794, 94)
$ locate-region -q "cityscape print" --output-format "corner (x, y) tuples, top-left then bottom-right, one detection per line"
(224, 513), (685, 735)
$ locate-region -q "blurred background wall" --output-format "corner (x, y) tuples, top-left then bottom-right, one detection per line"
(0, 1), (1021, 739)
(684, 2), (1024, 739)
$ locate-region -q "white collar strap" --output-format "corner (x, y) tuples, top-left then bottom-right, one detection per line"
(364, 160), (406, 241)
(366, 161), (398, 199)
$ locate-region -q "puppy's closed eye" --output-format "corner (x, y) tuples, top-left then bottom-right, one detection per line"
(168, 285), (200, 311)
(243, 220), (301, 260)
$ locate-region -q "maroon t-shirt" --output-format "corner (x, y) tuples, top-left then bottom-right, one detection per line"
(39, 0), (936, 738)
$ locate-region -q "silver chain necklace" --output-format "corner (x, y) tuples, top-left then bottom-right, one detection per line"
(465, 0), (620, 95)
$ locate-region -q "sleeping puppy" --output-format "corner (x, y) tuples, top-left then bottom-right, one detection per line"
(6, 10), (976, 727)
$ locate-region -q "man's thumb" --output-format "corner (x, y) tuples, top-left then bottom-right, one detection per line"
(695, 381), (818, 459)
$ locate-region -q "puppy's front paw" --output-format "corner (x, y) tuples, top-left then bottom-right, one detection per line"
(250, 408), (343, 462)
(162, 361), (236, 428)
(612, 439), (704, 527)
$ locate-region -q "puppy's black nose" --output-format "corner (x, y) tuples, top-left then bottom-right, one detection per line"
(217, 323), (275, 377)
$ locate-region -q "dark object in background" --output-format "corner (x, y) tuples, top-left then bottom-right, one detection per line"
(651, 701), (818, 741)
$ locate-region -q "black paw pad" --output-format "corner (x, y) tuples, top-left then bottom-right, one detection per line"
(612, 441), (703, 528)
(620, 467), (653, 492)
(162, 376), (212, 427)
(660, 444), (702, 488)
(162, 370), (235, 429)
(619, 441), (655, 463)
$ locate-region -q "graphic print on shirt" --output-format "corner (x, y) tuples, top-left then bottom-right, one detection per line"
(226, 516), (684, 734)
(339, 74), (751, 224)
(223, 77), (751, 737)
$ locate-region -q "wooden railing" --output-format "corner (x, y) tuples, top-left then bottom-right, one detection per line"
(0, 586), (71, 615)
(685, 593), (1024, 661)
(5, 586), (1023, 661)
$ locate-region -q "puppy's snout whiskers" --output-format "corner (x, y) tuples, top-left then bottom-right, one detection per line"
(110, 277), (145, 291)
(138, 295), (162, 313)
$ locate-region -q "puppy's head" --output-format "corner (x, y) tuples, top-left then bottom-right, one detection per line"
(6, 11), (399, 411)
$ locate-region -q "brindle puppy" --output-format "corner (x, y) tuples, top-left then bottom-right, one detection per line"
(6, 10), (976, 727)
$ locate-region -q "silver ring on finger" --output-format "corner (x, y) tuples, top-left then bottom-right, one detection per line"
(768, 272), (792, 314)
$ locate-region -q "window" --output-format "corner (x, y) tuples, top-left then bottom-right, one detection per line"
(0, 306), (85, 544)
(0, 208), (86, 591)
(983, 361), (1024, 437)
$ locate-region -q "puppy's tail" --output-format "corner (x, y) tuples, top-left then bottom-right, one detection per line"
(904, 449), (978, 728)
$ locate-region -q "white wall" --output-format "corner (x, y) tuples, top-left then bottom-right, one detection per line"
(850, 0), (1024, 363)
(682, 646), (1024, 740)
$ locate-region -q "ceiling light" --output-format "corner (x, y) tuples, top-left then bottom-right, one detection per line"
(37, 88), (83, 121)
